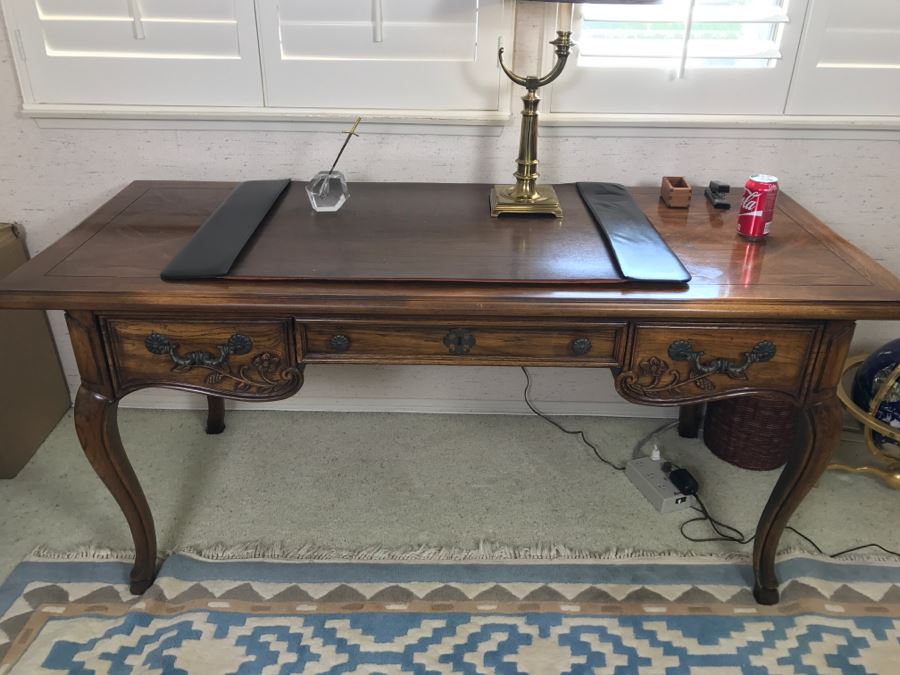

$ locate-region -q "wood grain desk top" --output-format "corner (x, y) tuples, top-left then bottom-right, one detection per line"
(1, 181), (899, 321)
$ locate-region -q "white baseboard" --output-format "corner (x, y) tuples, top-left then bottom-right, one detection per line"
(110, 388), (674, 419)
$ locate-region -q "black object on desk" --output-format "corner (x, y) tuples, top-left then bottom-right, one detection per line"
(705, 181), (732, 210)
(577, 182), (692, 284)
(161, 179), (290, 281)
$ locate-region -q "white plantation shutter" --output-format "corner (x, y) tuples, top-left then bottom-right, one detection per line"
(5, 0), (895, 121)
(547, 0), (809, 115)
(786, 0), (900, 115)
(255, 0), (510, 111)
(5, 0), (263, 106)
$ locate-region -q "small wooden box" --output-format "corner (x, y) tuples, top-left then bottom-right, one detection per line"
(661, 176), (693, 208)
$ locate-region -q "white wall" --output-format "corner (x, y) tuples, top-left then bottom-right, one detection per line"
(1, 4), (898, 416)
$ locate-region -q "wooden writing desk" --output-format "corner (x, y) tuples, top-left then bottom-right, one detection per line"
(2, 181), (899, 604)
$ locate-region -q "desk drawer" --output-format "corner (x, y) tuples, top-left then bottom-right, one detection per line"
(618, 322), (819, 404)
(300, 321), (626, 366)
(104, 318), (300, 398)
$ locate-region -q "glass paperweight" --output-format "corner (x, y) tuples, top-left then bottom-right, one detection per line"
(306, 170), (349, 212)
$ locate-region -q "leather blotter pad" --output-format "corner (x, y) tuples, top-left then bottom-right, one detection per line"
(224, 183), (625, 283)
(577, 182), (691, 283)
(161, 179), (290, 281)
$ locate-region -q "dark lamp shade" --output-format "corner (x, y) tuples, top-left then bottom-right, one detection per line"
(525, 1), (662, 4)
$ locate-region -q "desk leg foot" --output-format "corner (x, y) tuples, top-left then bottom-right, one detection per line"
(130, 579), (153, 595)
(752, 396), (841, 605)
(753, 581), (780, 606)
(206, 396), (226, 435)
(75, 386), (158, 595)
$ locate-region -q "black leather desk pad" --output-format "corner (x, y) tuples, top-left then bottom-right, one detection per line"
(577, 182), (691, 283)
(161, 181), (689, 284)
(161, 179), (290, 281)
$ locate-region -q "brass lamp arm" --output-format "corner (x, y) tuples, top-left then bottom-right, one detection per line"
(536, 33), (574, 87)
(497, 48), (529, 88)
(535, 50), (570, 88)
(497, 32), (573, 91)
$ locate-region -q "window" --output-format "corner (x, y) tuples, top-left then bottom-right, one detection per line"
(547, 0), (810, 115)
(546, 0), (900, 121)
(579, 0), (789, 71)
(2, 0), (513, 118)
(5, 0), (898, 124)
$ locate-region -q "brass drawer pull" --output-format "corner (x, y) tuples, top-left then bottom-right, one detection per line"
(570, 337), (593, 356)
(668, 339), (776, 380)
(140, 328), (301, 396)
(144, 332), (252, 369)
(329, 334), (351, 352)
(443, 328), (476, 355)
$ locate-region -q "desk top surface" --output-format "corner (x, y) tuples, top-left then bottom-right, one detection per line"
(227, 183), (625, 283)
(1, 180), (899, 321)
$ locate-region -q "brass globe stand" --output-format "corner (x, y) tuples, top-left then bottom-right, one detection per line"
(490, 30), (572, 218)
(832, 354), (900, 488)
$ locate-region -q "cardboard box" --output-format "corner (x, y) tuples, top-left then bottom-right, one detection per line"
(0, 224), (70, 478)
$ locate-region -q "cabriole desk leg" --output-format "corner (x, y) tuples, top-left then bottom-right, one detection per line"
(752, 321), (853, 604)
(74, 386), (157, 594)
(66, 311), (158, 595)
(752, 397), (842, 604)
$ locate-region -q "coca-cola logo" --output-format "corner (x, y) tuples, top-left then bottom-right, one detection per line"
(741, 191), (760, 211)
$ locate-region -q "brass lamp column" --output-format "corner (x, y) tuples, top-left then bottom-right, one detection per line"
(491, 29), (572, 217)
(492, 0), (660, 218)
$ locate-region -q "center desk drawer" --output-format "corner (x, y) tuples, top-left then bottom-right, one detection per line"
(300, 321), (626, 366)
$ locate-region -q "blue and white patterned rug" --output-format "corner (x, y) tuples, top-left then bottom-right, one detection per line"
(0, 546), (898, 673)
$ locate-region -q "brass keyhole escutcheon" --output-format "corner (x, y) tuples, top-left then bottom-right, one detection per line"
(443, 328), (476, 355)
(329, 334), (351, 352)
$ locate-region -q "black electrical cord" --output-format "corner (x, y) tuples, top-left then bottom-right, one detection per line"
(521, 368), (900, 559)
(680, 494), (753, 544)
(680, 491), (900, 559)
(521, 367), (626, 472)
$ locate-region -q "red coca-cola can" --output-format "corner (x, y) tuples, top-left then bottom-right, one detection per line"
(737, 174), (779, 241)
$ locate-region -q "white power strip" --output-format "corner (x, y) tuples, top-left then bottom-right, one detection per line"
(625, 457), (695, 513)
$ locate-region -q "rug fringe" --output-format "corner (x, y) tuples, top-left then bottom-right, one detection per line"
(182, 542), (756, 563)
(29, 545), (139, 562)
(27, 542), (900, 565)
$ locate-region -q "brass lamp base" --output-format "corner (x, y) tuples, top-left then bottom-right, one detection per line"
(490, 185), (563, 218)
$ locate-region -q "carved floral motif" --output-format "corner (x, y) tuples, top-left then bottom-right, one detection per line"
(619, 339), (776, 399)
(144, 332), (301, 396)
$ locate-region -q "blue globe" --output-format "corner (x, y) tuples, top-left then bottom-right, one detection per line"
(852, 337), (900, 447)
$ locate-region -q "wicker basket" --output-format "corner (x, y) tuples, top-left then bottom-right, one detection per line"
(703, 396), (799, 470)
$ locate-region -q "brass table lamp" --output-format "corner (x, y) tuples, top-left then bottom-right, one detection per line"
(492, 0), (660, 218)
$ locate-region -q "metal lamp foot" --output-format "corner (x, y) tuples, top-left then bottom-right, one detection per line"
(490, 185), (563, 218)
